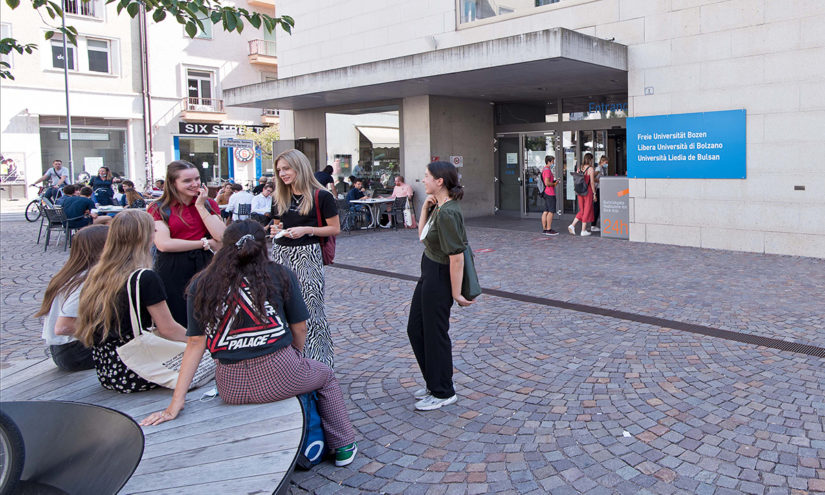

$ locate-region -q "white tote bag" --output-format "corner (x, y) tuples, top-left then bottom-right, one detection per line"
(116, 269), (215, 390)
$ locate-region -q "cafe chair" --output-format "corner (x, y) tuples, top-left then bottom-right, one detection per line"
(390, 197), (408, 230)
(42, 206), (85, 252)
(336, 199), (355, 234)
(0, 401), (144, 495)
(236, 203), (252, 221)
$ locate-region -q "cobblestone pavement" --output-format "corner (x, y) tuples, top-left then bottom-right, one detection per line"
(2, 215), (824, 494)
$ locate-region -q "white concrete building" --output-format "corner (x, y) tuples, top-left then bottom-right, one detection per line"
(0, 0), (281, 196)
(226, 0), (825, 258)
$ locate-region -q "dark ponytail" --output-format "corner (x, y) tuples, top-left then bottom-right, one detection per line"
(427, 161), (464, 201)
(188, 220), (290, 334)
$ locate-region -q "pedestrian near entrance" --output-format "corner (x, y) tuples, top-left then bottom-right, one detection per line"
(149, 161), (225, 326)
(408, 161), (473, 411)
(591, 155), (608, 232)
(269, 149), (340, 369)
(35, 225), (109, 371)
(568, 153), (597, 236)
(541, 156), (559, 236)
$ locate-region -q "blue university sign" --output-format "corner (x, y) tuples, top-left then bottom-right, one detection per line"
(627, 109), (746, 179)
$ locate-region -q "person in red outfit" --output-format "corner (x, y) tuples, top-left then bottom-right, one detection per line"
(568, 152), (597, 236)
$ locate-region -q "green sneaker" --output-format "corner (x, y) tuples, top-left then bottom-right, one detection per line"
(335, 442), (357, 467)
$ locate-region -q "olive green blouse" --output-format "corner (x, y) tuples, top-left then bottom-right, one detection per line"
(422, 200), (467, 265)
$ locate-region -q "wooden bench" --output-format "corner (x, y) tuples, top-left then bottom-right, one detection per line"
(0, 359), (305, 494)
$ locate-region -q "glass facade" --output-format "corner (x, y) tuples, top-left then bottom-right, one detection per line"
(459, 0), (562, 25)
(39, 127), (127, 179)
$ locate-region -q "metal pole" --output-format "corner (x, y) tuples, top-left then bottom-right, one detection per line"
(61, 1), (74, 182)
(138, 5), (154, 187)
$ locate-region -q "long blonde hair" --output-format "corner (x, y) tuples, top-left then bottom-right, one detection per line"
(35, 225), (109, 318)
(75, 210), (155, 347)
(273, 149), (323, 217)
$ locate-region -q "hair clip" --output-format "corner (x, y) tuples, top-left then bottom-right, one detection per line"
(234, 234), (255, 249)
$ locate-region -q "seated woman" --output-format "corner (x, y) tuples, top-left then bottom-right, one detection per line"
(119, 180), (146, 208)
(75, 209), (187, 393)
(141, 220), (358, 467)
(35, 225), (109, 371)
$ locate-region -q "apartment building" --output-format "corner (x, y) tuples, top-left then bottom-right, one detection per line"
(225, 0), (825, 258)
(0, 0), (281, 195)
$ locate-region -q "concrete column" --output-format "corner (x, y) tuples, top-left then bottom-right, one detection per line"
(401, 95), (431, 216)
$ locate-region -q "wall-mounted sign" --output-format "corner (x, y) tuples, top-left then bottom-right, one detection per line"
(450, 155), (464, 168)
(628, 109), (746, 179)
(178, 123), (268, 136)
(235, 147), (255, 162)
(506, 153), (517, 164)
(219, 138), (255, 149)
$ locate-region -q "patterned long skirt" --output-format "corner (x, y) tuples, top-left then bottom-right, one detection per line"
(271, 242), (334, 369)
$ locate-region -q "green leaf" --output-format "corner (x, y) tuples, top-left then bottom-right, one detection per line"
(116, 2), (124, 13)
(5, 0), (20, 9)
(185, 21), (197, 38)
(281, 15), (294, 27)
(248, 14), (260, 29)
(152, 8), (166, 21)
(126, 2), (139, 17)
(45, 30), (55, 40)
(210, 10), (220, 23)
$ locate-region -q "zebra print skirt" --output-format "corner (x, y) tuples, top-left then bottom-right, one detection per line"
(271, 242), (334, 369)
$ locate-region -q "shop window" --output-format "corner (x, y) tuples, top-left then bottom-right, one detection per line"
(51, 38), (77, 71)
(87, 39), (110, 73)
(326, 108), (400, 190)
(39, 127), (128, 178)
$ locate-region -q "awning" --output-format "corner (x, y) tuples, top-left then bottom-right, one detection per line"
(356, 126), (399, 147)
(225, 27), (627, 111)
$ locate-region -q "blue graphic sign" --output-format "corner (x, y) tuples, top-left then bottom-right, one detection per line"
(628, 109), (746, 179)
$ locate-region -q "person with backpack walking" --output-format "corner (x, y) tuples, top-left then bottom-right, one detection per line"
(568, 153), (597, 236)
(540, 156), (559, 236)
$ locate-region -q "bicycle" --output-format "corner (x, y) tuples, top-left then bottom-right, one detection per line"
(25, 185), (62, 222)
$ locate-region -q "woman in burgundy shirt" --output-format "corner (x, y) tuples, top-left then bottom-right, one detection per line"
(148, 161), (225, 326)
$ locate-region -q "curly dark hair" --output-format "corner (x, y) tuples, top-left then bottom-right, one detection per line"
(188, 220), (291, 335)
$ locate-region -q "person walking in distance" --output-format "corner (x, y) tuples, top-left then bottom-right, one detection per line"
(408, 161), (474, 411)
(568, 153), (597, 236)
(269, 149), (340, 369)
(591, 156), (608, 232)
(541, 156), (559, 236)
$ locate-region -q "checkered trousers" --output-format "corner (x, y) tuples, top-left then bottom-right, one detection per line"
(215, 346), (355, 449)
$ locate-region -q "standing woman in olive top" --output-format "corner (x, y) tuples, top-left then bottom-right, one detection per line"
(269, 149), (340, 369)
(407, 161), (474, 412)
(148, 161), (225, 326)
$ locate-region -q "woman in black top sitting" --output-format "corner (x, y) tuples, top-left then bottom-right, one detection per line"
(269, 149), (340, 369)
(75, 209), (187, 393)
(141, 220), (358, 466)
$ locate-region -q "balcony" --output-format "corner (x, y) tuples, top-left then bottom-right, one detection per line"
(248, 40), (278, 70)
(65, 0), (100, 18)
(261, 108), (280, 125)
(247, 0), (275, 9)
(180, 97), (227, 123)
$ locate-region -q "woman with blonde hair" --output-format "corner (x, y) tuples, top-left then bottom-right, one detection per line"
(76, 210), (187, 393)
(269, 149), (340, 368)
(35, 225), (109, 371)
(149, 160), (224, 326)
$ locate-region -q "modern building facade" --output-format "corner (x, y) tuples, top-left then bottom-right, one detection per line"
(226, 0), (824, 258)
(0, 0), (281, 195)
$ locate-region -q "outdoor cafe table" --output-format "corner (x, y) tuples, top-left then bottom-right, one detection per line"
(349, 197), (394, 229)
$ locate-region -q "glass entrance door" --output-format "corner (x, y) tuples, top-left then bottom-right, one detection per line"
(496, 135), (521, 214)
(524, 133), (557, 215)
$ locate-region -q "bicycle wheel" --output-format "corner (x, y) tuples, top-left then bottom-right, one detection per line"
(24, 200), (41, 222)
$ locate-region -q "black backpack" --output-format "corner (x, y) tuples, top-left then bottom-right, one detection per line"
(572, 169), (589, 196)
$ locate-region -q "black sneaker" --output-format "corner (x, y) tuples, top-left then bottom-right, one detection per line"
(547, 229), (559, 236)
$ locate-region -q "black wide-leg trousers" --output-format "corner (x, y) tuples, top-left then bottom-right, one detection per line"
(407, 254), (455, 399)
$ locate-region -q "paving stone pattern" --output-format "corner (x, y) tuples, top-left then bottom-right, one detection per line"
(2, 216), (824, 494)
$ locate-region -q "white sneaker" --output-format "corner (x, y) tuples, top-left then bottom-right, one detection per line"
(591, 226), (600, 232)
(581, 230), (592, 237)
(567, 224), (575, 235)
(413, 388), (430, 399)
(415, 394), (457, 411)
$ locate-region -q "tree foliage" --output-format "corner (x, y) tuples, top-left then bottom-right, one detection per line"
(0, 0), (293, 79)
(239, 123), (279, 162)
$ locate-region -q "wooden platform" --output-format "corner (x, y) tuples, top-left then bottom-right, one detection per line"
(0, 359), (305, 494)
